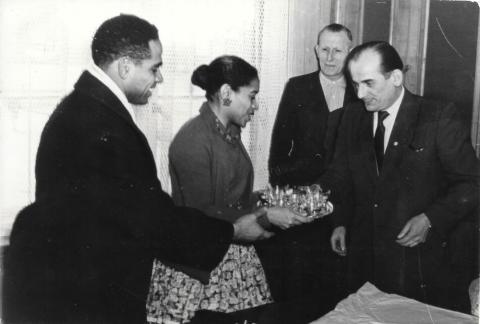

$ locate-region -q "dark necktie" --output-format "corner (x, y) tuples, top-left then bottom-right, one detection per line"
(374, 111), (389, 172)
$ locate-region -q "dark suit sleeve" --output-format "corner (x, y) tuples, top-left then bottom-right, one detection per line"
(424, 103), (479, 237)
(35, 105), (233, 273)
(269, 79), (296, 185)
(151, 195), (234, 272)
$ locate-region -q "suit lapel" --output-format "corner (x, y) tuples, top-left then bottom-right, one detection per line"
(308, 71), (329, 113)
(380, 90), (419, 180)
(357, 108), (378, 184)
(304, 72), (334, 156)
(343, 76), (357, 106)
(324, 78), (358, 162)
(347, 102), (378, 185)
(75, 71), (152, 151)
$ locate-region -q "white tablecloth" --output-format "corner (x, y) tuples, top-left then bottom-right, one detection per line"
(311, 282), (478, 324)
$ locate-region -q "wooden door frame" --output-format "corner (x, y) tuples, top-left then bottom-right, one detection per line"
(473, 13), (480, 156)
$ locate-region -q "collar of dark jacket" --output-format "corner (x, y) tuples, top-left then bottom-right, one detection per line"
(75, 71), (135, 125)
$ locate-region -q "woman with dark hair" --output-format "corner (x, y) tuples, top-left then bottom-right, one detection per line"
(147, 55), (309, 323)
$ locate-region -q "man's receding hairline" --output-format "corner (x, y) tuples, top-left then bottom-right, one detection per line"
(347, 49), (381, 73)
(352, 48), (379, 63)
(318, 29), (351, 42)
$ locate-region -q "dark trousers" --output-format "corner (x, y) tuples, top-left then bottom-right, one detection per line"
(256, 217), (348, 305)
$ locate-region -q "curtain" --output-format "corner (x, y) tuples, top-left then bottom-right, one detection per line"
(0, 0), (289, 242)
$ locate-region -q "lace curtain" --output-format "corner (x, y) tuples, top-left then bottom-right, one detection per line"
(0, 0), (289, 242)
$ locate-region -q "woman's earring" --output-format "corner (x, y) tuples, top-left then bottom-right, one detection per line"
(223, 98), (231, 106)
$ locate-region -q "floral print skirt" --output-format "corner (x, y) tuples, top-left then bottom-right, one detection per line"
(146, 244), (272, 324)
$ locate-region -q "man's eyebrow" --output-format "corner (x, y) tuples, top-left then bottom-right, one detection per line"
(360, 78), (373, 83)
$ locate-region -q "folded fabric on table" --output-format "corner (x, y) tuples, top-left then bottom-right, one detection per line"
(311, 282), (478, 324)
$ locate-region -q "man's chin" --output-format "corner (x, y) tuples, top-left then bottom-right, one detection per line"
(364, 105), (379, 112)
(321, 68), (339, 76)
(129, 97), (149, 106)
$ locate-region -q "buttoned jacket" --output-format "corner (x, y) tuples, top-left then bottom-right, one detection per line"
(321, 89), (479, 302)
(269, 71), (357, 186)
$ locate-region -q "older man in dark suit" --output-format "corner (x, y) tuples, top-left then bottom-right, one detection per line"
(323, 41), (479, 312)
(3, 14), (272, 324)
(269, 23), (357, 187)
(260, 23), (357, 304)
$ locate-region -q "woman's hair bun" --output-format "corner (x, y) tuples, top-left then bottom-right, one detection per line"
(191, 64), (209, 89)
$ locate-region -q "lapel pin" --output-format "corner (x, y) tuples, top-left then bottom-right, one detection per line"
(393, 141), (398, 146)
(408, 143), (425, 152)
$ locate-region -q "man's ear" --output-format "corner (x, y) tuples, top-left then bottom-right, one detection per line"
(314, 44), (319, 58)
(117, 57), (131, 80)
(391, 69), (403, 86)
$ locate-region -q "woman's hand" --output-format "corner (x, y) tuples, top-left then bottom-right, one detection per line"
(265, 206), (311, 230)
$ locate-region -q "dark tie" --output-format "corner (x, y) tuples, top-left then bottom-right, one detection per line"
(374, 111), (389, 172)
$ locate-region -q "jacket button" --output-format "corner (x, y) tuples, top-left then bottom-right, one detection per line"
(149, 186), (155, 191)
(373, 203), (378, 208)
(441, 242), (447, 248)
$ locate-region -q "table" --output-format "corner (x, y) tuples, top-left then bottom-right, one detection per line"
(190, 282), (478, 324)
(311, 282), (478, 324)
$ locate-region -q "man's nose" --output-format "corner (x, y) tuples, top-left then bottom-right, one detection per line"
(155, 71), (163, 84)
(357, 84), (366, 99)
(327, 50), (334, 61)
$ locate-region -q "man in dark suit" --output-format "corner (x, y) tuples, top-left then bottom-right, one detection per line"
(323, 41), (479, 312)
(269, 23), (356, 187)
(260, 24), (357, 303)
(3, 14), (273, 324)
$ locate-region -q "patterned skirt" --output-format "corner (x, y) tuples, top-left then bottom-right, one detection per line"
(146, 244), (272, 324)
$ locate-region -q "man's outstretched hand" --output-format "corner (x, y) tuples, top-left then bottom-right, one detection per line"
(233, 208), (275, 242)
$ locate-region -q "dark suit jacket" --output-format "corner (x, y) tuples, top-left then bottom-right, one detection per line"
(321, 89), (479, 310)
(269, 71), (357, 186)
(3, 71), (233, 324)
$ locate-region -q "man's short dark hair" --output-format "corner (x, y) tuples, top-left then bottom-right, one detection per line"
(317, 23), (353, 43)
(346, 41), (404, 75)
(91, 14), (159, 67)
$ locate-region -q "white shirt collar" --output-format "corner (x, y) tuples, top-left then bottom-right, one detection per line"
(319, 72), (346, 112)
(374, 86), (405, 151)
(319, 72), (346, 87)
(87, 62), (137, 124)
(381, 86), (404, 120)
